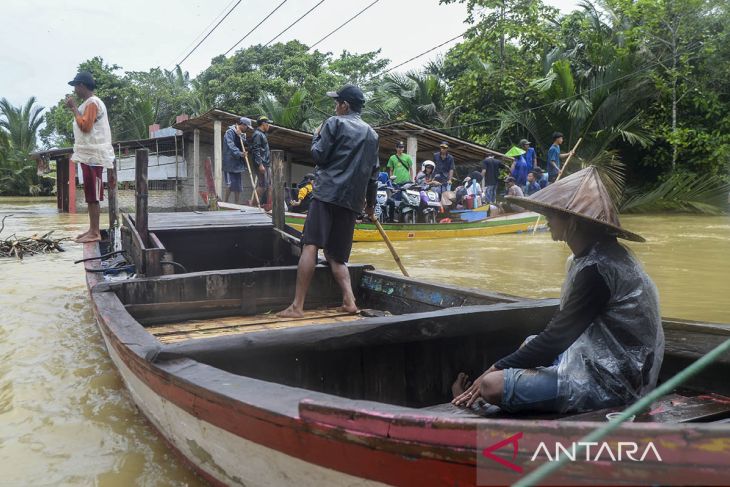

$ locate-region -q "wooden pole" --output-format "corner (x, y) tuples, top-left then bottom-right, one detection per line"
(532, 137), (582, 234)
(241, 135), (260, 207)
(193, 128), (200, 208)
(107, 158), (119, 235)
(373, 219), (410, 277)
(68, 159), (77, 214)
(271, 150), (285, 230)
(135, 149), (149, 247)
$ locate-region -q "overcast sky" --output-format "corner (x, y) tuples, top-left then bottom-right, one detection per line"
(0, 0), (578, 112)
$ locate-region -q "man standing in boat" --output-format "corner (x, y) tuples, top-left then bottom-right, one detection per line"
(65, 72), (115, 243)
(278, 85), (379, 318)
(453, 166), (664, 413)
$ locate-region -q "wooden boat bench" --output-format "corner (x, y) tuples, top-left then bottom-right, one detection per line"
(421, 392), (730, 423)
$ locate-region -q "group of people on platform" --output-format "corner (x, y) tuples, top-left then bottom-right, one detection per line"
(222, 115), (273, 206)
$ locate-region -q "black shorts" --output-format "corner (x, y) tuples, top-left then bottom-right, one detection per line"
(301, 199), (357, 263)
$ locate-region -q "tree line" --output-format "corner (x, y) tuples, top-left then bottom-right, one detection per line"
(2, 0), (728, 211)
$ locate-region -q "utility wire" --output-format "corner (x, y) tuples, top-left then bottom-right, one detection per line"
(308, 0), (381, 51)
(176, 0), (245, 67)
(169, 0), (239, 69)
(372, 33), (464, 79)
(264, 0), (327, 47)
(224, 0), (289, 56)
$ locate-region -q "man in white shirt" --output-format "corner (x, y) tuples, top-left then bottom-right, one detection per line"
(65, 72), (115, 243)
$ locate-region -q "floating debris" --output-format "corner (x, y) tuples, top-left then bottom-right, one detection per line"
(0, 215), (70, 259)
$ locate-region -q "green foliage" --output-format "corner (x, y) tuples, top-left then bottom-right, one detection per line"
(621, 172), (730, 213)
(0, 97), (52, 196)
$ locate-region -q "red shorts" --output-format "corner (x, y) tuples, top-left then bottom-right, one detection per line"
(81, 164), (104, 203)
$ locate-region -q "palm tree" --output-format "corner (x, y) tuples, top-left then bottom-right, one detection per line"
(0, 97), (44, 153)
(378, 71), (460, 128)
(255, 90), (321, 132)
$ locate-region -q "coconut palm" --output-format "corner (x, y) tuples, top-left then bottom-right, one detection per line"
(255, 90), (321, 132)
(379, 71), (460, 129)
(0, 97), (44, 153)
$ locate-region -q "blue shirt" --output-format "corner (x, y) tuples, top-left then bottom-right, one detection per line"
(523, 147), (536, 168)
(511, 155), (530, 186)
(433, 152), (454, 180)
(525, 181), (541, 195)
(547, 144), (561, 176)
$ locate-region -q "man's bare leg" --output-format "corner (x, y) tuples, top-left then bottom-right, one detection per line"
(325, 252), (358, 313)
(224, 187), (231, 203)
(277, 244), (318, 318)
(233, 191), (240, 205)
(77, 202), (102, 243)
(451, 372), (471, 398)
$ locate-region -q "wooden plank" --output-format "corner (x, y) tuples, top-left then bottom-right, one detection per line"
(564, 393), (730, 423)
(121, 213), (146, 274)
(141, 210), (272, 232)
(134, 149), (149, 247)
(149, 308), (357, 336)
(157, 314), (362, 343)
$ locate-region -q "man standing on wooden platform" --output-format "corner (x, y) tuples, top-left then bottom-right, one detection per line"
(65, 72), (115, 243)
(222, 117), (253, 204)
(252, 116), (272, 206)
(278, 85), (379, 318)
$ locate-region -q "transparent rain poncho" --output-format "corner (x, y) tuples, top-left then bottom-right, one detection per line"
(555, 241), (665, 413)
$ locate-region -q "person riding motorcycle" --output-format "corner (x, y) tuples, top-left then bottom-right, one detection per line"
(415, 160), (437, 186)
(290, 173), (315, 213)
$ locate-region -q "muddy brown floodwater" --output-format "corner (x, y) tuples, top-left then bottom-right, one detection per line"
(0, 197), (728, 485)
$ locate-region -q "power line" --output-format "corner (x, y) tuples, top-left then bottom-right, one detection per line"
(176, 0), (245, 67)
(224, 0), (290, 56)
(374, 33), (464, 78)
(169, 0), (239, 69)
(264, 0), (327, 47)
(308, 0), (381, 51)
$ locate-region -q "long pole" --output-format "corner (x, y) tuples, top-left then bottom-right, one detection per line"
(372, 218), (410, 277)
(532, 137), (582, 234)
(240, 134), (261, 207)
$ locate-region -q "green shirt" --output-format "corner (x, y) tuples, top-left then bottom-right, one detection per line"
(386, 153), (413, 184)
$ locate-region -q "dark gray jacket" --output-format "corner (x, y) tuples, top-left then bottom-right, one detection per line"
(222, 125), (245, 173)
(311, 112), (379, 213)
(252, 129), (270, 168)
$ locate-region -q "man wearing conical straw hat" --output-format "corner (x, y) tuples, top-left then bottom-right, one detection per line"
(453, 166), (664, 413)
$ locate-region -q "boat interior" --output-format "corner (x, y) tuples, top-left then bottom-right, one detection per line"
(103, 264), (730, 425)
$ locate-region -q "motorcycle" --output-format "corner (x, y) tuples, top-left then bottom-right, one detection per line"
(373, 180), (391, 223)
(395, 182), (422, 224)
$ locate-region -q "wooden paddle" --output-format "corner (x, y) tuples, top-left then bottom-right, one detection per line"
(532, 137), (582, 234)
(372, 217), (410, 277)
(240, 134), (261, 208)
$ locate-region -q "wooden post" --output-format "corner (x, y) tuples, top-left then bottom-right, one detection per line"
(193, 128), (200, 208)
(57, 156), (68, 212)
(68, 159), (77, 214)
(407, 136), (418, 181)
(213, 120), (223, 208)
(135, 149), (149, 247)
(271, 150), (285, 231)
(107, 158), (118, 233)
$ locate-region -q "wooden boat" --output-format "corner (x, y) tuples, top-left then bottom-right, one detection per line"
(284, 210), (545, 242)
(83, 232), (730, 486)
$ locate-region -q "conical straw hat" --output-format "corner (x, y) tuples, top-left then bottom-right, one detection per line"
(505, 166), (644, 242)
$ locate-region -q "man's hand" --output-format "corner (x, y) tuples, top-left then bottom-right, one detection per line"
(65, 95), (77, 111)
(365, 206), (375, 220)
(452, 365), (497, 408)
(258, 164), (265, 174)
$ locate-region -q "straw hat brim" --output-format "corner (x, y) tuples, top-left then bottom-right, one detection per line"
(506, 195), (645, 242)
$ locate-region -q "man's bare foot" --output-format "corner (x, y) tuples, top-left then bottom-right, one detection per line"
(451, 372), (471, 398)
(336, 304), (359, 314)
(277, 305), (304, 318)
(76, 233), (101, 243)
(76, 229), (90, 239)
